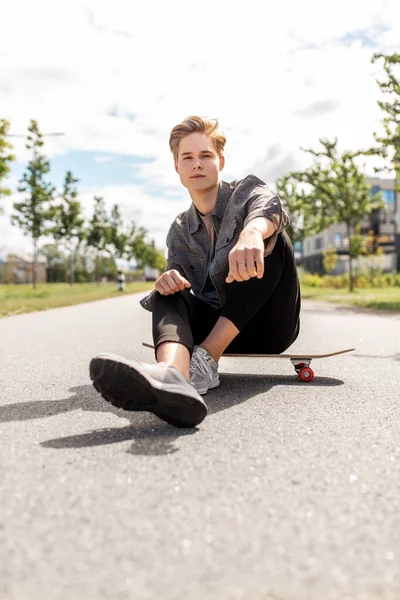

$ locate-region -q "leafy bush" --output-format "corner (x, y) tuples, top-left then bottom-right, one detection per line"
(300, 269), (400, 289)
(300, 273), (324, 287)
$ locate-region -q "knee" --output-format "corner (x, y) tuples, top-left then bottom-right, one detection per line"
(153, 289), (190, 307)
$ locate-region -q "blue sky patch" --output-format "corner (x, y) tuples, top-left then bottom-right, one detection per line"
(338, 25), (390, 48)
(9, 150), (155, 193)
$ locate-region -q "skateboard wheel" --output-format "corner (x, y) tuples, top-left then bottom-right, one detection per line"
(299, 367), (314, 382)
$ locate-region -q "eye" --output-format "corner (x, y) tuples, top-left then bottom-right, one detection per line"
(184, 156), (191, 160)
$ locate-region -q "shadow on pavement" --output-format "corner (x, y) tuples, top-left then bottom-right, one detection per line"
(0, 372), (344, 456)
(349, 353), (400, 362)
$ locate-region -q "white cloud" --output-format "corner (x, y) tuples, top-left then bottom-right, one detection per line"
(1, 0), (399, 254)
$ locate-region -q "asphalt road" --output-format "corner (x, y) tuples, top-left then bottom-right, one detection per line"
(0, 292), (399, 600)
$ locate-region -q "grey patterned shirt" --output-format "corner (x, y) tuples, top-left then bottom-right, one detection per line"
(140, 174), (289, 312)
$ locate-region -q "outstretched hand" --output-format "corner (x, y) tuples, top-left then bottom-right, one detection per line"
(225, 229), (265, 283)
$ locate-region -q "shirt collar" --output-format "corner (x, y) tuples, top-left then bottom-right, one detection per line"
(187, 180), (233, 234)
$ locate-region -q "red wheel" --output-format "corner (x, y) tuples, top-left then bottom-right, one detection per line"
(299, 367), (314, 382)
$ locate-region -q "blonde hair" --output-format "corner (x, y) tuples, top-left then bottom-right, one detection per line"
(169, 115), (226, 161)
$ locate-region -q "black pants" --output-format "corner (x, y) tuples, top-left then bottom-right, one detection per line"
(152, 233), (301, 356)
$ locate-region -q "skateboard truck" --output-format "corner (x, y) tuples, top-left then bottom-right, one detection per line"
(290, 359), (314, 382)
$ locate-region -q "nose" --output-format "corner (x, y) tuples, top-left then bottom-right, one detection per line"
(193, 157), (203, 169)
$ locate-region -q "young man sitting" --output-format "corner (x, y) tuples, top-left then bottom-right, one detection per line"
(90, 116), (300, 428)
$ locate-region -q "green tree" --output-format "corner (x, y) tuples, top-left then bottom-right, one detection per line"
(322, 246), (338, 274)
(74, 245), (95, 283)
(50, 171), (86, 284)
(86, 196), (109, 281)
(289, 138), (384, 291)
(364, 229), (384, 285)
(371, 51), (400, 271)
(275, 174), (324, 261)
(104, 204), (129, 262)
(12, 120), (55, 287)
(40, 243), (68, 283)
(142, 240), (167, 270)
(0, 119), (16, 214)
(125, 222), (148, 267)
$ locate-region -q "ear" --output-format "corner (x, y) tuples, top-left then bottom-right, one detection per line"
(219, 154), (225, 171)
(174, 161), (179, 173)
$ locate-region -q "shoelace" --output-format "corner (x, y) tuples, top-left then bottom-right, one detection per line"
(190, 351), (211, 375)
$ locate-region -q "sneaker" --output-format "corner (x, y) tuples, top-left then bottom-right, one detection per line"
(90, 353), (207, 428)
(190, 346), (220, 395)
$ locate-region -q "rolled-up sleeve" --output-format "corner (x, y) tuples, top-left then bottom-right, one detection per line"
(233, 176), (290, 257)
(243, 185), (290, 234)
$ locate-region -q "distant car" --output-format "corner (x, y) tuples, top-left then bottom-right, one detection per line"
(144, 266), (160, 281)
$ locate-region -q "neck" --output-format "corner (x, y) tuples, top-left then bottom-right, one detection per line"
(189, 181), (219, 215)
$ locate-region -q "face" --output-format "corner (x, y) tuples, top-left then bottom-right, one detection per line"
(174, 132), (225, 191)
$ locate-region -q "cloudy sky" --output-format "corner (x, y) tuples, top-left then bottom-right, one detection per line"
(1, 0), (399, 257)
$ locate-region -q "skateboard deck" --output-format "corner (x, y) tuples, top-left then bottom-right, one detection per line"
(141, 343), (355, 382)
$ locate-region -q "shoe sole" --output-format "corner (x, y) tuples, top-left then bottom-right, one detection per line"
(90, 355), (207, 428)
(196, 377), (220, 396)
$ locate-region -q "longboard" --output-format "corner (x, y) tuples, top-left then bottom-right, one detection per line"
(141, 343), (355, 382)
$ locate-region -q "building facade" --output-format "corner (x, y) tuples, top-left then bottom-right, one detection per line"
(302, 177), (400, 274)
(0, 253), (47, 284)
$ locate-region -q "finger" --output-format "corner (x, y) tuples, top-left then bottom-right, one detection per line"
(237, 261), (250, 281)
(243, 249), (256, 278)
(226, 272), (243, 283)
(165, 273), (181, 293)
(159, 275), (176, 294)
(171, 270), (191, 289)
(156, 281), (169, 295)
(228, 252), (244, 282)
(170, 271), (186, 291)
(255, 250), (264, 279)
(228, 251), (237, 281)
(176, 273), (191, 290)
(226, 271), (244, 282)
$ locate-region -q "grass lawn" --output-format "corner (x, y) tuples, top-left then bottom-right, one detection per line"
(301, 285), (400, 311)
(1, 282), (399, 318)
(0, 282), (155, 318)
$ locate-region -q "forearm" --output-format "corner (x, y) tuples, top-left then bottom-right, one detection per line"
(241, 216), (276, 240)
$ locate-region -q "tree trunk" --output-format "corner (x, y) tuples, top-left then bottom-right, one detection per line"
(95, 252), (100, 282)
(71, 251), (75, 285)
(32, 237), (37, 289)
(347, 224), (354, 293)
(395, 171), (400, 273)
(349, 257), (354, 292)
(69, 246), (74, 285)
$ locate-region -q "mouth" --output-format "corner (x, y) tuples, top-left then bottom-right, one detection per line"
(190, 175), (205, 179)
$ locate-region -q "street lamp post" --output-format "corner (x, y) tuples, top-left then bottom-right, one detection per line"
(6, 132), (65, 138)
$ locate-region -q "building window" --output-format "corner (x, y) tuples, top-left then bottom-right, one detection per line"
(371, 185), (380, 197)
(315, 237), (323, 250)
(334, 233), (342, 247)
(293, 241), (302, 252)
(382, 189), (396, 204)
